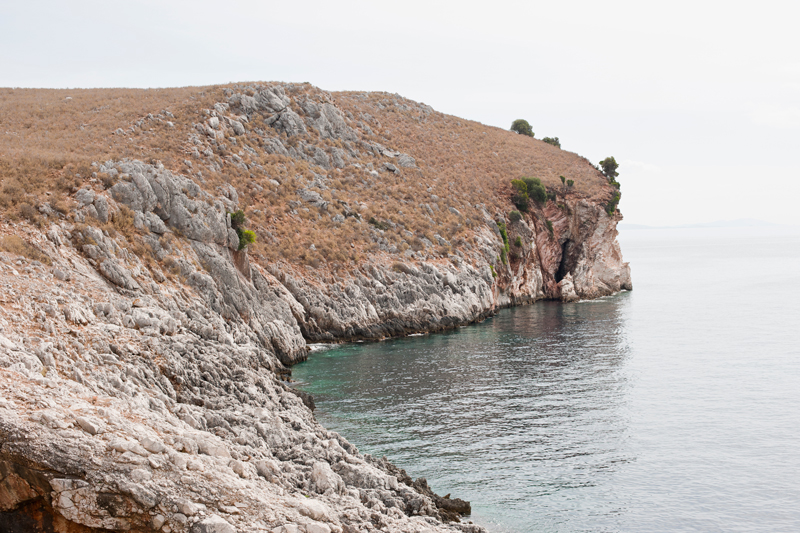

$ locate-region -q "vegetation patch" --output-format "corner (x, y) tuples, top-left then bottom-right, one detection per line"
(229, 209), (257, 250)
(0, 235), (52, 264)
(368, 217), (391, 231)
(542, 137), (560, 148)
(605, 192), (621, 216)
(522, 177), (547, 205)
(510, 119), (534, 137)
(511, 180), (529, 212)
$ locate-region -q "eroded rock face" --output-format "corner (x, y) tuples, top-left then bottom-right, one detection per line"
(0, 87), (629, 531)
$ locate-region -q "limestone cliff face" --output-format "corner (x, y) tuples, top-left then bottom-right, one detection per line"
(0, 83), (630, 532)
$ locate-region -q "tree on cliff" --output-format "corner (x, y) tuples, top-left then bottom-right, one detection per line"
(599, 157), (619, 179)
(511, 119), (534, 137)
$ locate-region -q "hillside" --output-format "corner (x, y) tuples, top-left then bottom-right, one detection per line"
(0, 83), (630, 532)
(1, 84), (614, 268)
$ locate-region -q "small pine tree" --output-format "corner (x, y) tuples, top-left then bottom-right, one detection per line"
(599, 157), (619, 179)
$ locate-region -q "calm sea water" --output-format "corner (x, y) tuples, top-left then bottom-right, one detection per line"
(292, 226), (800, 532)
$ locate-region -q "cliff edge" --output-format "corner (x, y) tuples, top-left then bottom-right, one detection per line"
(0, 83), (630, 532)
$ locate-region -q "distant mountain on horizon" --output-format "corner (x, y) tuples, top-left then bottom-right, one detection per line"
(619, 218), (786, 230)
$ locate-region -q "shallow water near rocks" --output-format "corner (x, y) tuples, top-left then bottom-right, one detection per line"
(293, 226), (800, 532)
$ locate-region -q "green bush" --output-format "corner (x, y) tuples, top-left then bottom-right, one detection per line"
(545, 219), (554, 236)
(497, 221), (510, 254)
(511, 119), (534, 137)
(500, 248), (507, 265)
(228, 210), (257, 250)
(509, 210), (522, 223)
(543, 137), (561, 148)
(567, 179), (574, 188)
(230, 209), (246, 229)
(514, 236), (522, 247)
(237, 229), (257, 250)
(547, 190), (557, 202)
(490, 265), (497, 278)
(599, 157), (619, 179)
(510, 179), (529, 211)
(522, 177), (547, 205)
(605, 192), (621, 215)
(368, 216), (391, 231)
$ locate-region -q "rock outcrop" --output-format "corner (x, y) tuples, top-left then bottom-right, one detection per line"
(0, 81), (630, 532)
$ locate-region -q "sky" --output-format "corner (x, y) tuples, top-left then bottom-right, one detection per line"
(2, 0), (799, 226)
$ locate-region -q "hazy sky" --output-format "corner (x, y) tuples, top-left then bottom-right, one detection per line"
(3, 0), (799, 225)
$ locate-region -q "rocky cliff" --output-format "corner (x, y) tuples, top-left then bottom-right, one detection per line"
(0, 82), (630, 532)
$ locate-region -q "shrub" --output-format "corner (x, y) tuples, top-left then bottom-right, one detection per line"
(567, 179), (574, 188)
(0, 235), (51, 264)
(230, 209), (246, 229)
(510, 119), (534, 137)
(522, 177), (547, 205)
(238, 229), (257, 250)
(514, 236), (522, 247)
(510, 180), (528, 211)
(19, 203), (40, 224)
(509, 210), (522, 223)
(99, 173), (117, 190)
(599, 157), (619, 179)
(368, 216), (390, 231)
(605, 192), (621, 215)
(111, 205), (136, 236)
(497, 221), (510, 254)
(490, 265), (497, 278)
(500, 247), (507, 265)
(546, 219), (554, 236)
(228, 209), (257, 250)
(543, 137), (560, 148)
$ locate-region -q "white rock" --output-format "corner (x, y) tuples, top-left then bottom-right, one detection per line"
(76, 416), (102, 435)
(141, 436), (167, 454)
(171, 453), (188, 470)
(310, 462), (344, 495)
(296, 499), (329, 521)
(130, 468), (152, 483)
(305, 523), (331, 533)
(176, 498), (199, 516)
(272, 525), (301, 533)
(191, 514), (235, 533)
(0, 334), (18, 350)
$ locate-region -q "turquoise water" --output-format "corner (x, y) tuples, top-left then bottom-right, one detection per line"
(292, 226), (800, 532)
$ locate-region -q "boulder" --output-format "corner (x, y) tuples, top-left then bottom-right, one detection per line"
(310, 461), (345, 494)
(191, 514), (235, 533)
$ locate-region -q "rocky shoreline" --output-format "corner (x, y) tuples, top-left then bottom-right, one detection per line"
(0, 83), (630, 532)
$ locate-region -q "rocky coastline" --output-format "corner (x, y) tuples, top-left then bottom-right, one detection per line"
(0, 83), (630, 532)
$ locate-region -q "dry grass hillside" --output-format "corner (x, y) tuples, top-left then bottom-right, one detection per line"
(0, 83), (616, 277)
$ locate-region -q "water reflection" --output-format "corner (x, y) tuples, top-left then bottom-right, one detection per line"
(294, 295), (632, 533)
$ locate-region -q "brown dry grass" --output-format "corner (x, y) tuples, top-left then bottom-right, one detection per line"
(0, 234), (52, 264)
(0, 83), (614, 277)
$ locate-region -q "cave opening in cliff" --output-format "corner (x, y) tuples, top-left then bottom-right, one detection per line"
(555, 240), (571, 283)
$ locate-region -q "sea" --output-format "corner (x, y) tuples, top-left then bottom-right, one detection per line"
(292, 225), (800, 533)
